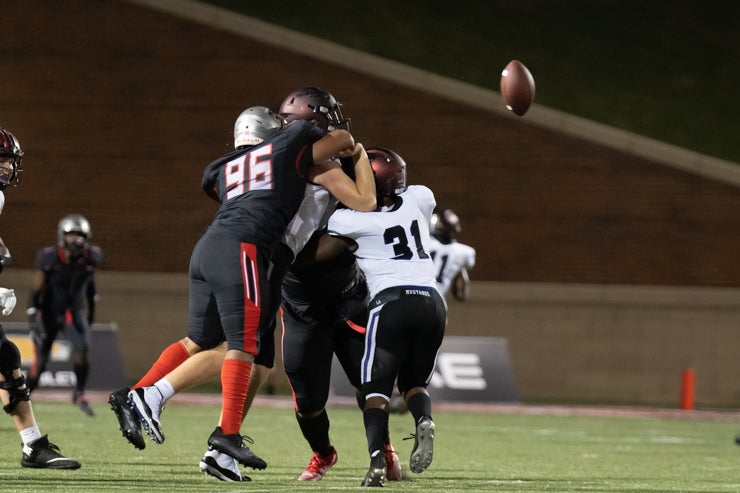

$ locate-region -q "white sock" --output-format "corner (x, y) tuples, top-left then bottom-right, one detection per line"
(20, 425), (42, 446)
(154, 378), (175, 402)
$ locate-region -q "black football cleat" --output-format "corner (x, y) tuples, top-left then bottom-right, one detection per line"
(21, 435), (81, 470)
(108, 387), (146, 450)
(360, 452), (386, 487)
(207, 427), (266, 470)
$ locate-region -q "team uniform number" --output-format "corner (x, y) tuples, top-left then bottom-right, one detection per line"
(429, 251), (448, 283)
(383, 220), (430, 260)
(225, 144), (274, 200)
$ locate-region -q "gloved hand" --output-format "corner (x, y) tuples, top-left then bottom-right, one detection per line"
(0, 287), (16, 316)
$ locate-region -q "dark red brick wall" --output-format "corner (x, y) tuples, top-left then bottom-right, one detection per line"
(3, 1), (740, 287)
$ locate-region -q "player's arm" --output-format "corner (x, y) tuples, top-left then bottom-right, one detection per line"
(0, 236), (10, 273)
(309, 143), (376, 212)
(86, 278), (97, 325)
(294, 230), (355, 266)
(451, 267), (471, 302)
(27, 269), (46, 329)
(311, 129), (354, 164)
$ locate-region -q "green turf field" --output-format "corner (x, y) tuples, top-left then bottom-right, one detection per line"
(1, 398), (739, 492)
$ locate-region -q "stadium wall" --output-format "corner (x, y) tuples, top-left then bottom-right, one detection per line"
(3, 2), (740, 408)
(3, 269), (740, 409)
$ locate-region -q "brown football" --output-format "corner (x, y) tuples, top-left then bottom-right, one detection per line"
(500, 60), (535, 116)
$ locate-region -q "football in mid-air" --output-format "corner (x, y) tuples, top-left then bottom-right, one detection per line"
(500, 60), (535, 116)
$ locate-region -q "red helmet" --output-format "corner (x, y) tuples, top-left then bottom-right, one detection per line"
(0, 128), (24, 190)
(367, 147), (407, 199)
(278, 87), (350, 133)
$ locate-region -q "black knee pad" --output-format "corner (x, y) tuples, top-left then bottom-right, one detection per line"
(2, 374), (30, 414)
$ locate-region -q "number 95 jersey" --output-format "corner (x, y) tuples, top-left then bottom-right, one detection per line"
(327, 184), (439, 298)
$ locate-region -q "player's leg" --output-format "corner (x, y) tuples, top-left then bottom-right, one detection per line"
(203, 238), (269, 470)
(359, 297), (407, 487)
(67, 310), (94, 416)
(1, 334), (79, 469)
(396, 290), (446, 475)
(282, 306), (338, 480)
(335, 316), (404, 481)
(27, 312), (63, 393)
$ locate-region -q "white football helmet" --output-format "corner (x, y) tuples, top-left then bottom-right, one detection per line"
(233, 106), (282, 148)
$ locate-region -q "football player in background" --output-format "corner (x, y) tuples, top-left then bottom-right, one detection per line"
(27, 213), (102, 417)
(110, 103), (375, 476)
(428, 209), (476, 301)
(317, 147), (446, 487)
(0, 127), (80, 469)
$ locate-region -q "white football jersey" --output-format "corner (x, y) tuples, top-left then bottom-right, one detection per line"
(282, 183), (336, 258)
(427, 236), (476, 295)
(328, 185), (438, 298)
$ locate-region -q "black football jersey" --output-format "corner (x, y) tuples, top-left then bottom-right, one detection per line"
(35, 245), (103, 311)
(201, 121), (324, 250)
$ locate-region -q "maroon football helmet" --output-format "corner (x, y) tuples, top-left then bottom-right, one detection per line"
(278, 86), (350, 133)
(430, 209), (462, 244)
(0, 128), (24, 190)
(367, 147), (407, 200)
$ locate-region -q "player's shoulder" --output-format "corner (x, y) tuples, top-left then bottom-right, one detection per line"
(404, 184), (436, 212)
(452, 241), (476, 255)
(406, 184), (433, 197)
(328, 206), (357, 226)
(37, 245), (57, 257)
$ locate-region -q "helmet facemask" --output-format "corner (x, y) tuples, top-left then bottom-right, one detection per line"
(0, 128), (24, 191)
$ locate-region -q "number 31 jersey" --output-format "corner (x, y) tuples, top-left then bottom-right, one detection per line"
(328, 184), (439, 298)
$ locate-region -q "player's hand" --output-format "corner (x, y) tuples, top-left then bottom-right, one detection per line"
(0, 287), (16, 316)
(335, 142), (362, 160)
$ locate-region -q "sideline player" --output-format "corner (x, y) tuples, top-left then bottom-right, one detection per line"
(27, 214), (102, 417)
(0, 127), (80, 469)
(111, 104), (375, 474)
(428, 209), (476, 300)
(317, 147), (446, 486)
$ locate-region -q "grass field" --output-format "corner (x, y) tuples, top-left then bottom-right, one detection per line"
(2, 395), (740, 492)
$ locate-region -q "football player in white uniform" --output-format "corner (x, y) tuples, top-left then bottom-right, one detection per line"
(319, 147), (445, 487)
(428, 209), (476, 301)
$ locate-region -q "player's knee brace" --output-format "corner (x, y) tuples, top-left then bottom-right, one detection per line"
(1, 374), (30, 414)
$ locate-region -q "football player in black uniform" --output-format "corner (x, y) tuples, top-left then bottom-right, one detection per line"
(27, 213), (102, 417)
(0, 127), (80, 469)
(278, 88), (403, 482)
(116, 105), (375, 473)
